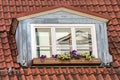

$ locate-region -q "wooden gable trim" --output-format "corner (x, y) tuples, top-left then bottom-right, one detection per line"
(16, 6), (109, 22)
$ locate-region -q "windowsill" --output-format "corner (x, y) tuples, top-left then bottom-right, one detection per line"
(32, 58), (101, 66)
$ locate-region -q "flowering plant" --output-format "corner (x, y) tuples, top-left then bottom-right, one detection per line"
(81, 52), (95, 60)
(58, 53), (71, 60)
(39, 50), (96, 61)
(70, 50), (81, 59)
(52, 54), (58, 58)
(39, 55), (46, 59)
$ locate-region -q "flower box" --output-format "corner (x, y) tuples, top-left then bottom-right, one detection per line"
(32, 58), (101, 65)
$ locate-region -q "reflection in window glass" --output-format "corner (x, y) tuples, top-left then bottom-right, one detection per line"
(75, 28), (92, 54)
(56, 28), (71, 54)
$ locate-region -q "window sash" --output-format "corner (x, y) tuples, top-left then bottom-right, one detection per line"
(31, 24), (97, 59)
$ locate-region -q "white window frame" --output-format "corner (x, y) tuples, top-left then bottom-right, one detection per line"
(31, 24), (98, 59)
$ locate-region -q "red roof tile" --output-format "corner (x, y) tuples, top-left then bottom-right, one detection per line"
(110, 0), (119, 5)
(116, 11), (120, 18)
(0, 0), (120, 80)
(104, 0), (111, 5)
(15, 5), (110, 21)
(1, 67), (120, 80)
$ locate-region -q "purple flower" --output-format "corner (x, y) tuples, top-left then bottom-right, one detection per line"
(40, 55), (46, 59)
(70, 50), (77, 57)
(70, 50), (77, 54)
(70, 50), (81, 59)
(75, 54), (81, 59)
(52, 54), (58, 58)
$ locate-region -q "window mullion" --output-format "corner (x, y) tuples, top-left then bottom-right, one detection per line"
(51, 27), (56, 55)
(71, 27), (76, 50)
(91, 26), (98, 57)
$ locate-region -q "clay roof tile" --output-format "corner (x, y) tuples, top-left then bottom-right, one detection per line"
(0, 0), (120, 80)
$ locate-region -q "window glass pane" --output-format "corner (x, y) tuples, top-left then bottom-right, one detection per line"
(35, 28), (51, 46)
(36, 47), (51, 57)
(35, 28), (51, 57)
(56, 28), (71, 54)
(75, 28), (92, 54)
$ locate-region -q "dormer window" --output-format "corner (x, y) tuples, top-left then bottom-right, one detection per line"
(31, 24), (97, 59)
(15, 7), (112, 66)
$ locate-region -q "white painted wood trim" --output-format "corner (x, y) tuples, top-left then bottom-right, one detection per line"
(31, 24), (98, 58)
(71, 27), (76, 50)
(31, 25), (37, 59)
(31, 24), (96, 27)
(91, 24), (98, 57)
(51, 27), (57, 55)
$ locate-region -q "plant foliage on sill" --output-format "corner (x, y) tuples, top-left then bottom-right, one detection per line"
(39, 50), (96, 61)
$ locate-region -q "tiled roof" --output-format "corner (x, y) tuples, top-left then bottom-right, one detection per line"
(14, 5), (110, 21)
(0, 67), (120, 80)
(0, 0), (120, 80)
